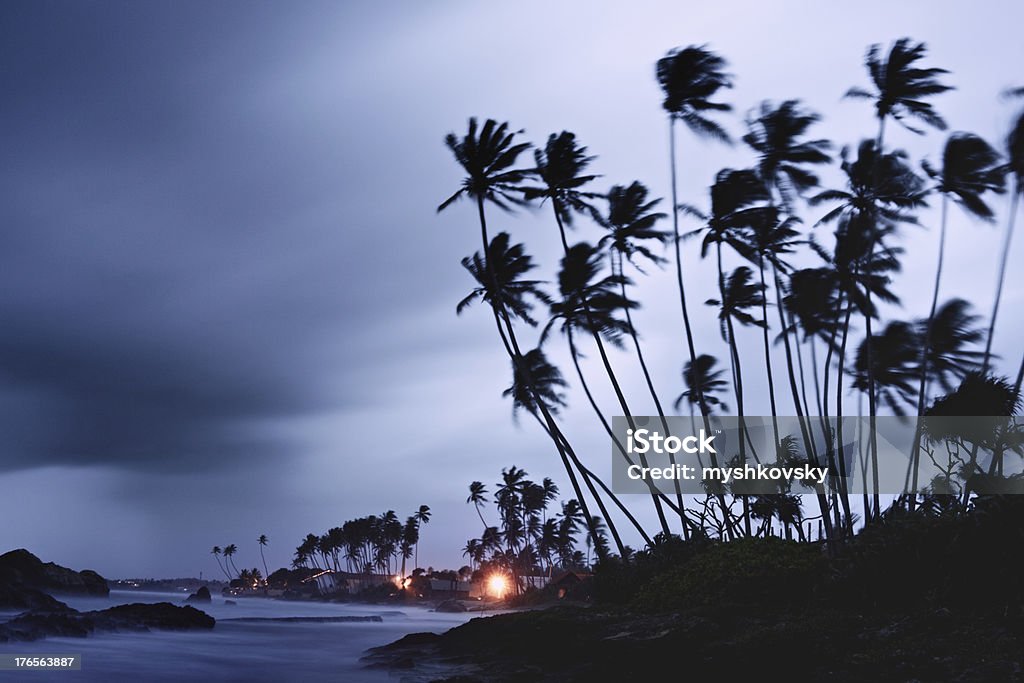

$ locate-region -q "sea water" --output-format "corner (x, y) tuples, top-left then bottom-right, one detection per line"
(0, 590), (480, 681)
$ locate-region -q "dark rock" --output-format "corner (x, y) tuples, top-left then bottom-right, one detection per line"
(0, 549), (108, 598)
(436, 599), (468, 613)
(0, 602), (215, 642)
(224, 600), (237, 605)
(186, 586), (212, 603)
(0, 584), (72, 612)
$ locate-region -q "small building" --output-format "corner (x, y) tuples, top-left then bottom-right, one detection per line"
(428, 578), (471, 600)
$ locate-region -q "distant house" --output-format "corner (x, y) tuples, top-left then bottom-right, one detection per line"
(428, 578), (471, 600)
(550, 569), (592, 588)
(301, 570), (391, 595)
(518, 575), (550, 591)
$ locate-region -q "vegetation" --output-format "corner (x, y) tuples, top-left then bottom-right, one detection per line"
(439, 37), (1024, 550)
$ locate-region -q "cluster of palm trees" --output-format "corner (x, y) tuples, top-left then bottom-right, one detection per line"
(291, 505), (431, 578)
(440, 38), (1024, 550)
(462, 468), (595, 591)
(210, 535), (270, 586)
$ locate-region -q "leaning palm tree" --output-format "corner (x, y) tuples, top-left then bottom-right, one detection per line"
(903, 134), (1007, 494)
(413, 505), (431, 570)
(919, 298), (986, 393)
(656, 45), (733, 419)
(743, 99), (832, 210)
(501, 347), (625, 558)
(984, 106), (1024, 371)
(211, 546), (231, 581)
(845, 37), (953, 149)
(467, 482), (490, 529)
(594, 182), (691, 532)
(674, 354), (729, 414)
(851, 321), (920, 416)
(742, 99), (832, 457)
(222, 544), (239, 579)
(705, 266), (767, 441)
(257, 535), (269, 586)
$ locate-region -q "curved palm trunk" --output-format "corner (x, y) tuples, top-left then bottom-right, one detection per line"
(475, 196), (608, 560)
(756, 256), (781, 449)
(833, 297), (856, 534)
(612, 250), (689, 537)
(717, 243), (752, 536)
(551, 205), (671, 538)
(908, 194), (949, 497)
(669, 118), (711, 421)
(567, 329), (679, 539)
(983, 189), (1020, 372)
(772, 266), (833, 541)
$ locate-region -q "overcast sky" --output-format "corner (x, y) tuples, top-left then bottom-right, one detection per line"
(1, 1), (1021, 578)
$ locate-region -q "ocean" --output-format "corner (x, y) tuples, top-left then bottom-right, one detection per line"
(0, 590), (479, 681)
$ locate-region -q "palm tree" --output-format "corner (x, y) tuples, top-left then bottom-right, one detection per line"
(594, 181), (688, 531)
(705, 266), (766, 439)
(984, 106), (1024, 370)
(741, 99), (832, 470)
(467, 482), (490, 528)
(541, 240), (671, 538)
(657, 45), (733, 419)
(413, 505), (431, 570)
(743, 99), (832, 210)
(257, 535), (269, 586)
(905, 134), (1006, 493)
(223, 544), (239, 579)
(500, 346), (627, 558)
(457, 232), (550, 327)
(920, 298), (986, 393)
(674, 354), (729, 414)
(851, 321), (920, 415)
(845, 37), (953, 149)
(442, 122), (611, 555)
(211, 546), (231, 581)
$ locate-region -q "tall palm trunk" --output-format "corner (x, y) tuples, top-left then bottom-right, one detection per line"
(773, 266), (833, 541)
(566, 329), (684, 537)
(476, 196), (607, 558)
(612, 250), (689, 537)
(908, 194), (949, 496)
(717, 243), (753, 536)
(669, 118), (710, 420)
(983, 188), (1020, 372)
(550, 205), (672, 537)
(833, 295), (856, 534)
(756, 255), (781, 449)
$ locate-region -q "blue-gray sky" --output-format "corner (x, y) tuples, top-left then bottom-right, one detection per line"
(1, 0), (1021, 578)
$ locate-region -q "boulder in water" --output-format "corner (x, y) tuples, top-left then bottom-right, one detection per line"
(435, 599), (467, 613)
(186, 586), (212, 603)
(0, 549), (108, 598)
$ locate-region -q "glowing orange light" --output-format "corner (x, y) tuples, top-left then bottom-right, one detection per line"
(487, 574), (508, 598)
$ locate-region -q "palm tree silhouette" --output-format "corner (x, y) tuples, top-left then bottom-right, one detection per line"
(443, 120), (610, 553)
(467, 481), (490, 529)
(413, 505), (430, 571)
(257, 535), (269, 587)
(845, 37), (952, 148)
(742, 100), (832, 467)
(594, 182), (693, 534)
(223, 544), (239, 579)
(984, 104), (1024, 371)
(705, 266), (766, 440)
(674, 354), (729, 414)
(211, 546), (231, 581)
(657, 45), (733, 420)
(851, 320), (919, 415)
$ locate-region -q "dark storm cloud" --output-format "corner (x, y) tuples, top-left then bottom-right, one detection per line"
(0, 1), (450, 472)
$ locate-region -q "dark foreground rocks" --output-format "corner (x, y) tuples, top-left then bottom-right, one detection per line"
(0, 549), (108, 601)
(364, 605), (1024, 682)
(0, 602), (215, 642)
